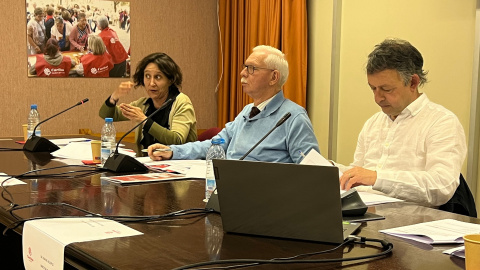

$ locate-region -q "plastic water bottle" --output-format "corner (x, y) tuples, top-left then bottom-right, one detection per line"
(205, 138), (226, 201)
(101, 118), (116, 165)
(27, 104), (41, 138)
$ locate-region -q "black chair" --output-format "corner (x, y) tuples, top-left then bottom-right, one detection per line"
(439, 174), (477, 217)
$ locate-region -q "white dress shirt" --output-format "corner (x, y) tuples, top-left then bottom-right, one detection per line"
(255, 95), (275, 111)
(338, 93), (466, 207)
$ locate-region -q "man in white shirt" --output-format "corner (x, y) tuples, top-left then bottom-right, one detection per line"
(338, 38), (467, 207)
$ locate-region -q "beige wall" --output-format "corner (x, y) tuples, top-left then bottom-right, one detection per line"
(308, 0), (477, 200)
(0, 0), (218, 137)
(336, 0), (475, 166)
(307, 0), (334, 157)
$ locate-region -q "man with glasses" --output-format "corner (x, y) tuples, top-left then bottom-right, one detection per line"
(148, 45), (319, 163)
(337, 38), (467, 207)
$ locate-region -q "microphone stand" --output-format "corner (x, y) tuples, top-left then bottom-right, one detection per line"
(239, 112), (291, 160)
(102, 98), (174, 173)
(206, 112), (292, 212)
(23, 99), (89, 152)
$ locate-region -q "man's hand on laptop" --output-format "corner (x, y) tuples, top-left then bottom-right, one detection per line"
(340, 167), (377, 190)
(148, 144), (173, 161)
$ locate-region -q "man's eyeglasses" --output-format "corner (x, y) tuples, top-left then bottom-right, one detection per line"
(243, 64), (275, 75)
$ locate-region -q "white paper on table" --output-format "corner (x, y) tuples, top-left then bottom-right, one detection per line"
(443, 246), (465, 259)
(185, 164), (207, 179)
(380, 219), (480, 245)
(300, 149), (342, 177)
(23, 217), (143, 270)
(49, 138), (91, 146)
(50, 158), (85, 166)
(355, 191), (403, 206)
(0, 173), (26, 186)
(136, 156), (152, 164)
(338, 188), (402, 207)
(51, 142), (135, 160)
(303, 150), (404, 206)
(138, 158), (207, 179)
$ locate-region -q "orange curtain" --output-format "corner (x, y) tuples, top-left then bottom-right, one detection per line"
(217, 0), (307, 127)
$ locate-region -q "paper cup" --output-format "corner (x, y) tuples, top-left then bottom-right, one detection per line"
(91, 140), (101, 164)
(464, 234), (480, 270)
(90, 173), (101, 186)
(22, 124), (28, 141)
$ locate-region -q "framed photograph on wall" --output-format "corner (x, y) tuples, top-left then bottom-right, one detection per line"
(26, 0), (131, 78)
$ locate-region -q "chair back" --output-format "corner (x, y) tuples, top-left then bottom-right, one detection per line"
(439, 174), (477, 217)
(198, 127), (222, 141)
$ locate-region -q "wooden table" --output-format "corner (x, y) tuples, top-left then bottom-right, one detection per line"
(0, 138), (474, 270)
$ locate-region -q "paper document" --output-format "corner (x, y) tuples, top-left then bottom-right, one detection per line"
(137, 158), (207, 179)
(51, 158), (85, 166)
(300, 149), (342, 177)
(23, 217), (142, 270)
(380, 219), (480, 245)
(339, 189), (403, 206)
(52, 142), (135, 160)
(304, 149), (402, 206)
(356, 191), (403, 206)
(443, 246), (465, 259)
(49, 138), (91, 146)
(102, 172), (189, 184)
(0, 173), (26, 186)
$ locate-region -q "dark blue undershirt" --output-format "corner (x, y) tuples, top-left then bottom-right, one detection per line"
(105, 87), (180, 148)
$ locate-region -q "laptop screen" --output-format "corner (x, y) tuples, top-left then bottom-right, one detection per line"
(213, 159), (357, 244)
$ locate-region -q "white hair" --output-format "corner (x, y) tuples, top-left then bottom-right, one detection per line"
(252, 45), (289, 87)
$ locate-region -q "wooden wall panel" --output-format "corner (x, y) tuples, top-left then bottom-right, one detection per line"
(0, 0), (218, 136)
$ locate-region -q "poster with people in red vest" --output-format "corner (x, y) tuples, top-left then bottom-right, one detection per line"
(26, 0), (130, 78)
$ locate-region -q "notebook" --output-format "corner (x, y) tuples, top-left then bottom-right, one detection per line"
(211, 159), (360, 244)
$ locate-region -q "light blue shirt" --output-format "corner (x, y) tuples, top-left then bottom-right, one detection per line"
(171, 91), (320, 163)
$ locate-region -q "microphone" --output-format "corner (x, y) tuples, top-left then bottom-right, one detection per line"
(239, 112), (291, 160)
(23, 98), (89, 152)
(102, 98), (174, 173)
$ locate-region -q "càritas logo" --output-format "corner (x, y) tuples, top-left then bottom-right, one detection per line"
(26, 246), (34, 262)
(91, 67), (98, 74)
(43, 68), (51, 76)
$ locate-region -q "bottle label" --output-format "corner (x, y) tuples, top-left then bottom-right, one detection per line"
(26, 130), (41, 139)
(206, 179), (216, 190)
(101, 147), (112, 164)
(205, 178), (216, 200)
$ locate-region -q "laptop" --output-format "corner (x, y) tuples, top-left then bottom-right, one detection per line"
(211, 159), (360, 244)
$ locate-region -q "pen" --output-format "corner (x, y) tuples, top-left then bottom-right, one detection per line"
(299, 150), (306, 158)
(141, 148), (172, 153)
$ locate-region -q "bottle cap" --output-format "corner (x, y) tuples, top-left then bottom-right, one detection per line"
(211, 138), (225, 145)
(105, 118), (113, 123)
(31, 104), (37, 109)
